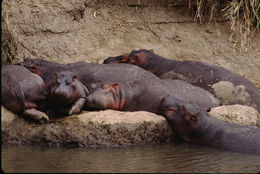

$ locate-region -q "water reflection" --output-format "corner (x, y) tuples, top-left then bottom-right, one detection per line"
(2, 143), (260, 173)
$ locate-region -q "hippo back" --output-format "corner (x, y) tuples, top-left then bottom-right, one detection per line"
(124, 78), (220, 113)
(161, 79), (220, 108)
(1, 65), (47, 114)
(71, 63), (159, 86)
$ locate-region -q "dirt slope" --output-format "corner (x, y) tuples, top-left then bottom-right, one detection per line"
(2, 0), (260, 88)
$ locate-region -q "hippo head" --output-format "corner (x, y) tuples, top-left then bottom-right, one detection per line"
(127, 49), (154, 67)
(86, 82), (125, 110)
(103, 49), (154, 67)
(51, 71), (80, 105)
(19, 57), (41, 74)
(158, 96), (210, 143)
(19, 58), (55, 82)
(103, 54), (130, 64)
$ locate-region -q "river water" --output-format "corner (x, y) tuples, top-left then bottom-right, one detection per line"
(2, 143), (260, 173)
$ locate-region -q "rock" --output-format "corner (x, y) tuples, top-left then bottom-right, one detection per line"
(212, 81), (252, 106)
(1, 106), (174, 147)
(209, 105), (260, 127)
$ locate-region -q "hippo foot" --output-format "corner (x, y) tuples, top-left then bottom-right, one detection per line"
(68, 106), (81, 115)
(38, 114), (49, 124)
(23, 108), (49, 124)
(68, 98), (86, 115)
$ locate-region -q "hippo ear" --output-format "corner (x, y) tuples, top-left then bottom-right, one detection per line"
(121, 54), (130, 62)
(54, 72), (57, 78)
(149, 49), (154, 53)
(103, 83), (111, 89)
(130, 54), (141, 64)
(90, 83), (96, 89)
(29, 66), (37, 73)
(112, 82), (119, 88)
(72, 75), (77, 82)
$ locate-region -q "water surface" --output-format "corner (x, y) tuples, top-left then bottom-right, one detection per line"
(2, 143), (260, 173)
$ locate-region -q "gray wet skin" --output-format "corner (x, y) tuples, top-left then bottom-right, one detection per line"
(103, 49), (260, 112)
(158, 96), (260, 154)
(49, 71), (89, 116)
(1, 65), (49, 123)
(19, 58), (159, 92)
(86, 78), (220, 113)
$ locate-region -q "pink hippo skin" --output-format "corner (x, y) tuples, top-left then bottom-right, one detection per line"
(86, 78), (220, 113)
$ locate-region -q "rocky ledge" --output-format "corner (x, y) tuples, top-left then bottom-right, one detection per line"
(2, 104), (259, 148)
(209, 104), (260, 127)
(1, 106), (174, 148)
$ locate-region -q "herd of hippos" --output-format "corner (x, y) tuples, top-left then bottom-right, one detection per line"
(2, 49), (260, 154)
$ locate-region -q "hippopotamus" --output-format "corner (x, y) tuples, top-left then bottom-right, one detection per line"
(103, 49), (260, 113)
(1, 65), (49, 123)
(48, 71), (89, 116)
(19, 58), (159, 91)
(158, 96), (260, 154)
(86, 78), (220, 113)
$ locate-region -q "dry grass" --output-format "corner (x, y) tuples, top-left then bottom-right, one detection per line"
(187, 0), (260, 51)
(1, 9), (17, 65)
(224, 0), (260, 51)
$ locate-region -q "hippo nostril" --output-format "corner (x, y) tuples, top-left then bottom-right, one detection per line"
(54, 89), (64, 96)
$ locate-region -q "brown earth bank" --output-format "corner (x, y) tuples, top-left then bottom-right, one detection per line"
(1, 0), (260, 147)
(1, 106), (174, 147)
(2, 0), (260, 88)
(2, 104), (260, 147)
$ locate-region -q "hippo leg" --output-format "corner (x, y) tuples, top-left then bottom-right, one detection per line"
(23, 108), (49, 123)
(24, 101), (37, 108)
(69, 98), (87, 115)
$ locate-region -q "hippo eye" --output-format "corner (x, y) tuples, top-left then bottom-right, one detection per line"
(65, 80), (71, 86)
(190, 115), (197, 121)
(191, 113), (200, 121)
(167, 107), (176, 115)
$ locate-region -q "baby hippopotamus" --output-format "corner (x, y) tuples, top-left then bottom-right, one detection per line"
(158, 96), (260, 154)
(103, 49), (260, 113)
(49, 71), (89, 116)
(86, 78), (220, 113)
(1, 65), (49, 123)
